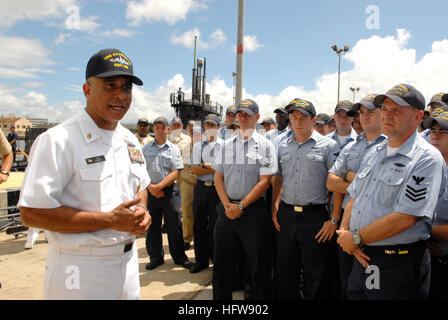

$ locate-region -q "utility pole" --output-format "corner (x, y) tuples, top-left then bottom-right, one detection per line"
(235, 0), (244, 107)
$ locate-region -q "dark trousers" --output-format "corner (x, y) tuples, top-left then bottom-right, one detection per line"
(338, 207), (354, 300)
(348, 241), (430, 300)
(428, 254), (448, 300)
(11, 145), (16, 163)
(276, 202), (331, 300)
(213, 198), (273, 300)
(145, 188), (188, 265)
(192, 181), (219, 265)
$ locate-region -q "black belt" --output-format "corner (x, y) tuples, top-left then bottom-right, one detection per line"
(198, 180), (214, 187)
(124, 242), (133, 253)
(363, 240), (426, 256)
(281, 201), (327, 213)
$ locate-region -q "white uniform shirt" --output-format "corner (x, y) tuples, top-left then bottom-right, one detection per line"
(18, 109), (151, 249)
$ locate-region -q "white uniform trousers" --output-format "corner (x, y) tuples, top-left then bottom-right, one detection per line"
(43, 242), (140, 300)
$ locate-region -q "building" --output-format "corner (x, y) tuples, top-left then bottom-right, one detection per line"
(0, 117), (32, 137)
(25, 117), (48, 128)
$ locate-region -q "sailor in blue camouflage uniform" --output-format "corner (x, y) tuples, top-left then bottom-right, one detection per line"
(189, 114), (224, 273)
(142, 116), (193, 271)
(326, 100), (358, 153)
(265, 105), (290, 144)
(337, 84), (445, 300)
(212, 99), (277, 300)
(272, 98), (340, 300)
(419, 93), (448, 142)
(217, 105), (237, 140)
(327, 94), (386, 299)
(421, 109), (448, 299)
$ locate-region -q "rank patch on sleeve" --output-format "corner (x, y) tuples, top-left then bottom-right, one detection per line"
(405, 185), (427, 202)
(128, 145), (145, 164)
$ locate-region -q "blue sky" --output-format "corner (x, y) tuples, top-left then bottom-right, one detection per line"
(1, 0), (447, 123)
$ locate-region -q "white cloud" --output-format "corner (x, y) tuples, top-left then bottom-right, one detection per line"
(243, 35), (264, 52)
(0, 0), (76, 28)
(126, 0), (206, 26)
(170, 28), (226, 50)
(0, 36), (53, 68)
(21, 82), (45, 88)
(231, 35), (264, 53)
(76, 16), (100, 32)
(54, 32), (72, 45)
(4, 29), (448, 125)
(0, 35), (55, 79)
(100, 28), (135, 38)
(63, 84), (83, 93)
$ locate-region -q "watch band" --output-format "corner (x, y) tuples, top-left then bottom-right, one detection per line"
(0, 170), (9, 176)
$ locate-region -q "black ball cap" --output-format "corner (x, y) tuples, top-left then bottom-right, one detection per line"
(86, 48), (143, 86)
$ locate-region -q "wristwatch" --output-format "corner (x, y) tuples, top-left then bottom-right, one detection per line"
(238, 201), (244, 212)
(0, 170), (9, 176)
(352, 231), (363, 246)
(330, 217), (339, 225)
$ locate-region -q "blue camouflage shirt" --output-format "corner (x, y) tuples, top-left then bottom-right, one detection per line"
(329, 132), (386, 209)
(326, 128), (358, 153)
(213, 131), (278, 200)
(142, 140), (184, 184)
(348, 132), (444, 245)
(277, 130), (339, 205)
(190, 137), (224, 182)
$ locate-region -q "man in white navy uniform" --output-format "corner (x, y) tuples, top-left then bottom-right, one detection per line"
(19, 48), (151, 300)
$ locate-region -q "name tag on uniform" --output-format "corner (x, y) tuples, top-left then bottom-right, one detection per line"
(127, 144), (144, 164)
(85, 155), (106, 165)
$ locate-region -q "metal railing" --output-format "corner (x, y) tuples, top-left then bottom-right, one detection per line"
(170, 92), (224, 116)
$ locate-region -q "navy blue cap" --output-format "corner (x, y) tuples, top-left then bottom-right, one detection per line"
(137, 117), (149, 125)
(422, 110), (448, 130)
(171, 117), (183, 125)
(261, 117), (275, 125)
(204, 114), (219, 125)
(226, 105), (237, 114)
(315, 113), (330, 125)
(428, 93), (448, 108)
(335, 100), (354, 115)
(274, 105), (288, 114)
(86, 48), (143, 86)
(374, 84), (425, 110)
(287, 98), (316, 117)
(236, 99), (259, 115)
(228, 120), (240, 129)
(352, 94), (381, 113)
(153, 116), (169, 126)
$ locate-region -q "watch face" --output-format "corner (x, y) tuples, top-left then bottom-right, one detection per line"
(352, 234), (360, 245)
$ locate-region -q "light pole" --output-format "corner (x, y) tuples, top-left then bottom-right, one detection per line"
(349, 87), (360, 104)
(331, 44), (350, 103)
(232, 72), (237, 106)
(235, 0), (245, 107)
